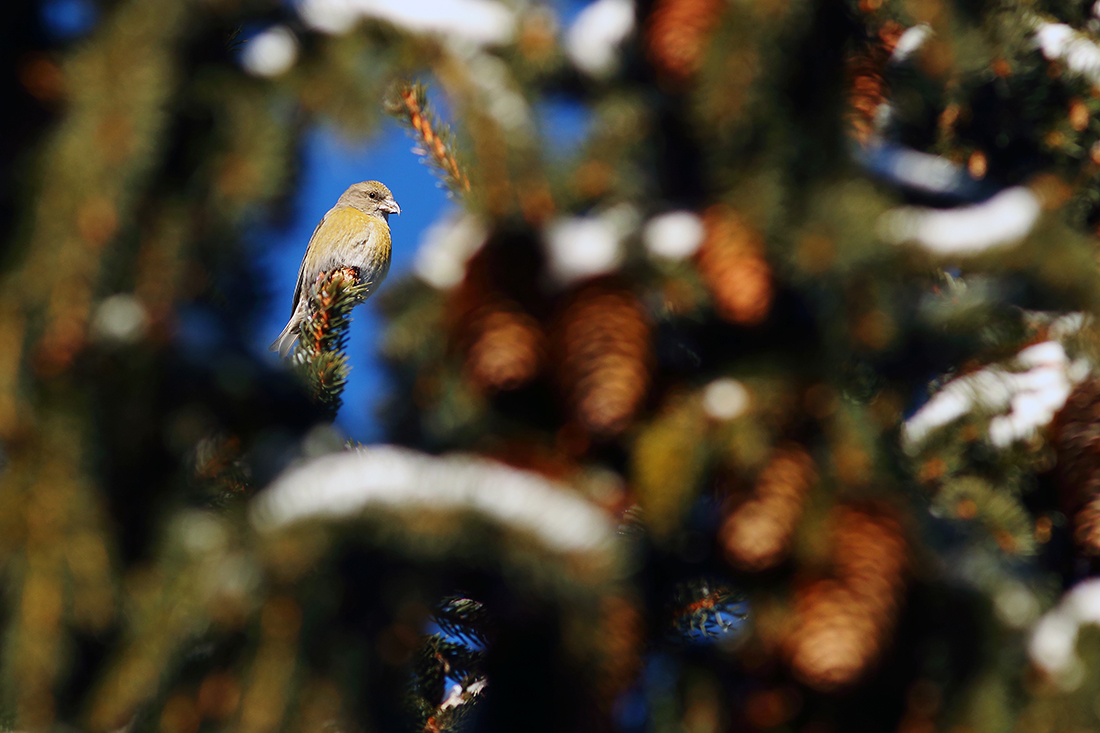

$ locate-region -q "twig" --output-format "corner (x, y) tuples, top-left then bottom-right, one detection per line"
(387, 82), (471, 196)
(293, 268), (370, 414)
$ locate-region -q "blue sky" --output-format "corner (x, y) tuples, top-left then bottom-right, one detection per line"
(252, 121), (454, 441)
(38, 0), (596, 443)
(254, 102), (591, 440)
(253, 58), (594, 442)
(40, 0), (98, 39)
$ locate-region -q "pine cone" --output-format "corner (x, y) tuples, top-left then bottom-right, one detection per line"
(448, 249), (546, 393)
(597, 594), (645, 699)
(784, 502), (909, 690)
(645, 0), (726, 84)
(720, 445), (816, 571)
(464, 300), (545, 392)
(786, 579), (880, 690)
(1054, 377), (1100, 554)
(845, 23), (903, 143)
(832, 503), (909, 621)
(696, 206), (772, 326)
(1075, 494), (1100, 555)
(553, 279), (652, 438)
(1055, 378), (1100, 501)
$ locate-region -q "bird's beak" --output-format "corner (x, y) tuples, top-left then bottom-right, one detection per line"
(383, 199), (401, 215)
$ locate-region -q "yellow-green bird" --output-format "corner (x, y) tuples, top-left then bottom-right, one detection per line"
(271, 180), (400, 356)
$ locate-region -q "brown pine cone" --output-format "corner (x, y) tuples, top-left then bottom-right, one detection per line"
(845, 22), (903, 143)
(786, 579), (880, 690)
(720, 445), (817, 571)
(1053, 378), (1100, 555)
(831, 503), (909, 621)
(1075, 494), (1100, 556)
(784, 502), (909, 691)
(645, 0), (726, 84)
(597, 594), (645, 699)
(696, 206), (772, 326)
(447, 248), (546, 393)
(553, 279), (652, 438)
(1054, 378), (1100, 505)
(463, 300), (545, 392)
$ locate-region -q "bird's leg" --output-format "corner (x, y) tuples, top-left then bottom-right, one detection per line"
(337, 266), (362, 283)
(312, 268), (362, 290)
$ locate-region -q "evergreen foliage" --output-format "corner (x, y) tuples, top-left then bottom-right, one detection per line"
(292, 268), (372, 415)
(387, 82), (472, 199)
(11, 0), (1100, 732)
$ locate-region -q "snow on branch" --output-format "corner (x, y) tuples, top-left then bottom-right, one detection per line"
(890, 23), (932, 64)
(1030, 578), (1100, 678)
(566, 0), (635, 78)
(250, 445), (617, 556)
(903, 339), (1090, 451)
(877, 186), (1041, 255)
(298, 0), (516, 45)
(857, 142), (990, 201)
(1034, 21), (1100, 85)
(414, 211), (488, 290)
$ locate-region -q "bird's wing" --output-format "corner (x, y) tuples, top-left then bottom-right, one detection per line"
(289, 206), (374, 315)
(290, 215), (328, 316)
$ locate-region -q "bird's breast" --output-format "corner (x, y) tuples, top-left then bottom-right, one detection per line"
(302, 206), (392, 292)
(343, 215), (390, 285)
(355, 248), (390, 288)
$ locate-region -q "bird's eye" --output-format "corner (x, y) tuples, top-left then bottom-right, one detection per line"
(369, 192), (378, 199)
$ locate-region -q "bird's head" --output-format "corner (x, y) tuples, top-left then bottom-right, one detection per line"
(341, 180), (401, 221)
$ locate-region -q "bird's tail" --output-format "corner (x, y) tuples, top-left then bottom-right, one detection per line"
(270, 315), (301, 357)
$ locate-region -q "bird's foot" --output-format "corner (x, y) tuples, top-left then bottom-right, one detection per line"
(337, 266), (362, 283)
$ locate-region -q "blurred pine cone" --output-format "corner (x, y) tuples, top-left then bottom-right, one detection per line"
(553, 279), (652, 438)
(719, 445), (816, 571)
(845, 22), (903, 143)
(832, 503), (909, 620)
(784, 502), (909, 690)
(645, 0), (726, 84)
(1075, 494), (1100, 555)
(597, 594), (645, 699)
(448, 249), (546, 393)
(1054, 378), (1100, 554)
(786, 579), (879, 691)
(696, 206), (773, 325)
(464, 300), (545, 392)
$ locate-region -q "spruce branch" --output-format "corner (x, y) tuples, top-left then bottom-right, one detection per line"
(412, 614), (487, 733)
(669, 578), (747, 640)
(386, 82), (471, 197)
(292, 267), (371, 415)
(419, 675), (486, 733)
(413, 635), (484, 703)
(432, 595), (490, 647)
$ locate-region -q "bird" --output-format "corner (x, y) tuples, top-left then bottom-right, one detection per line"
(270, 180), (400, 356)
